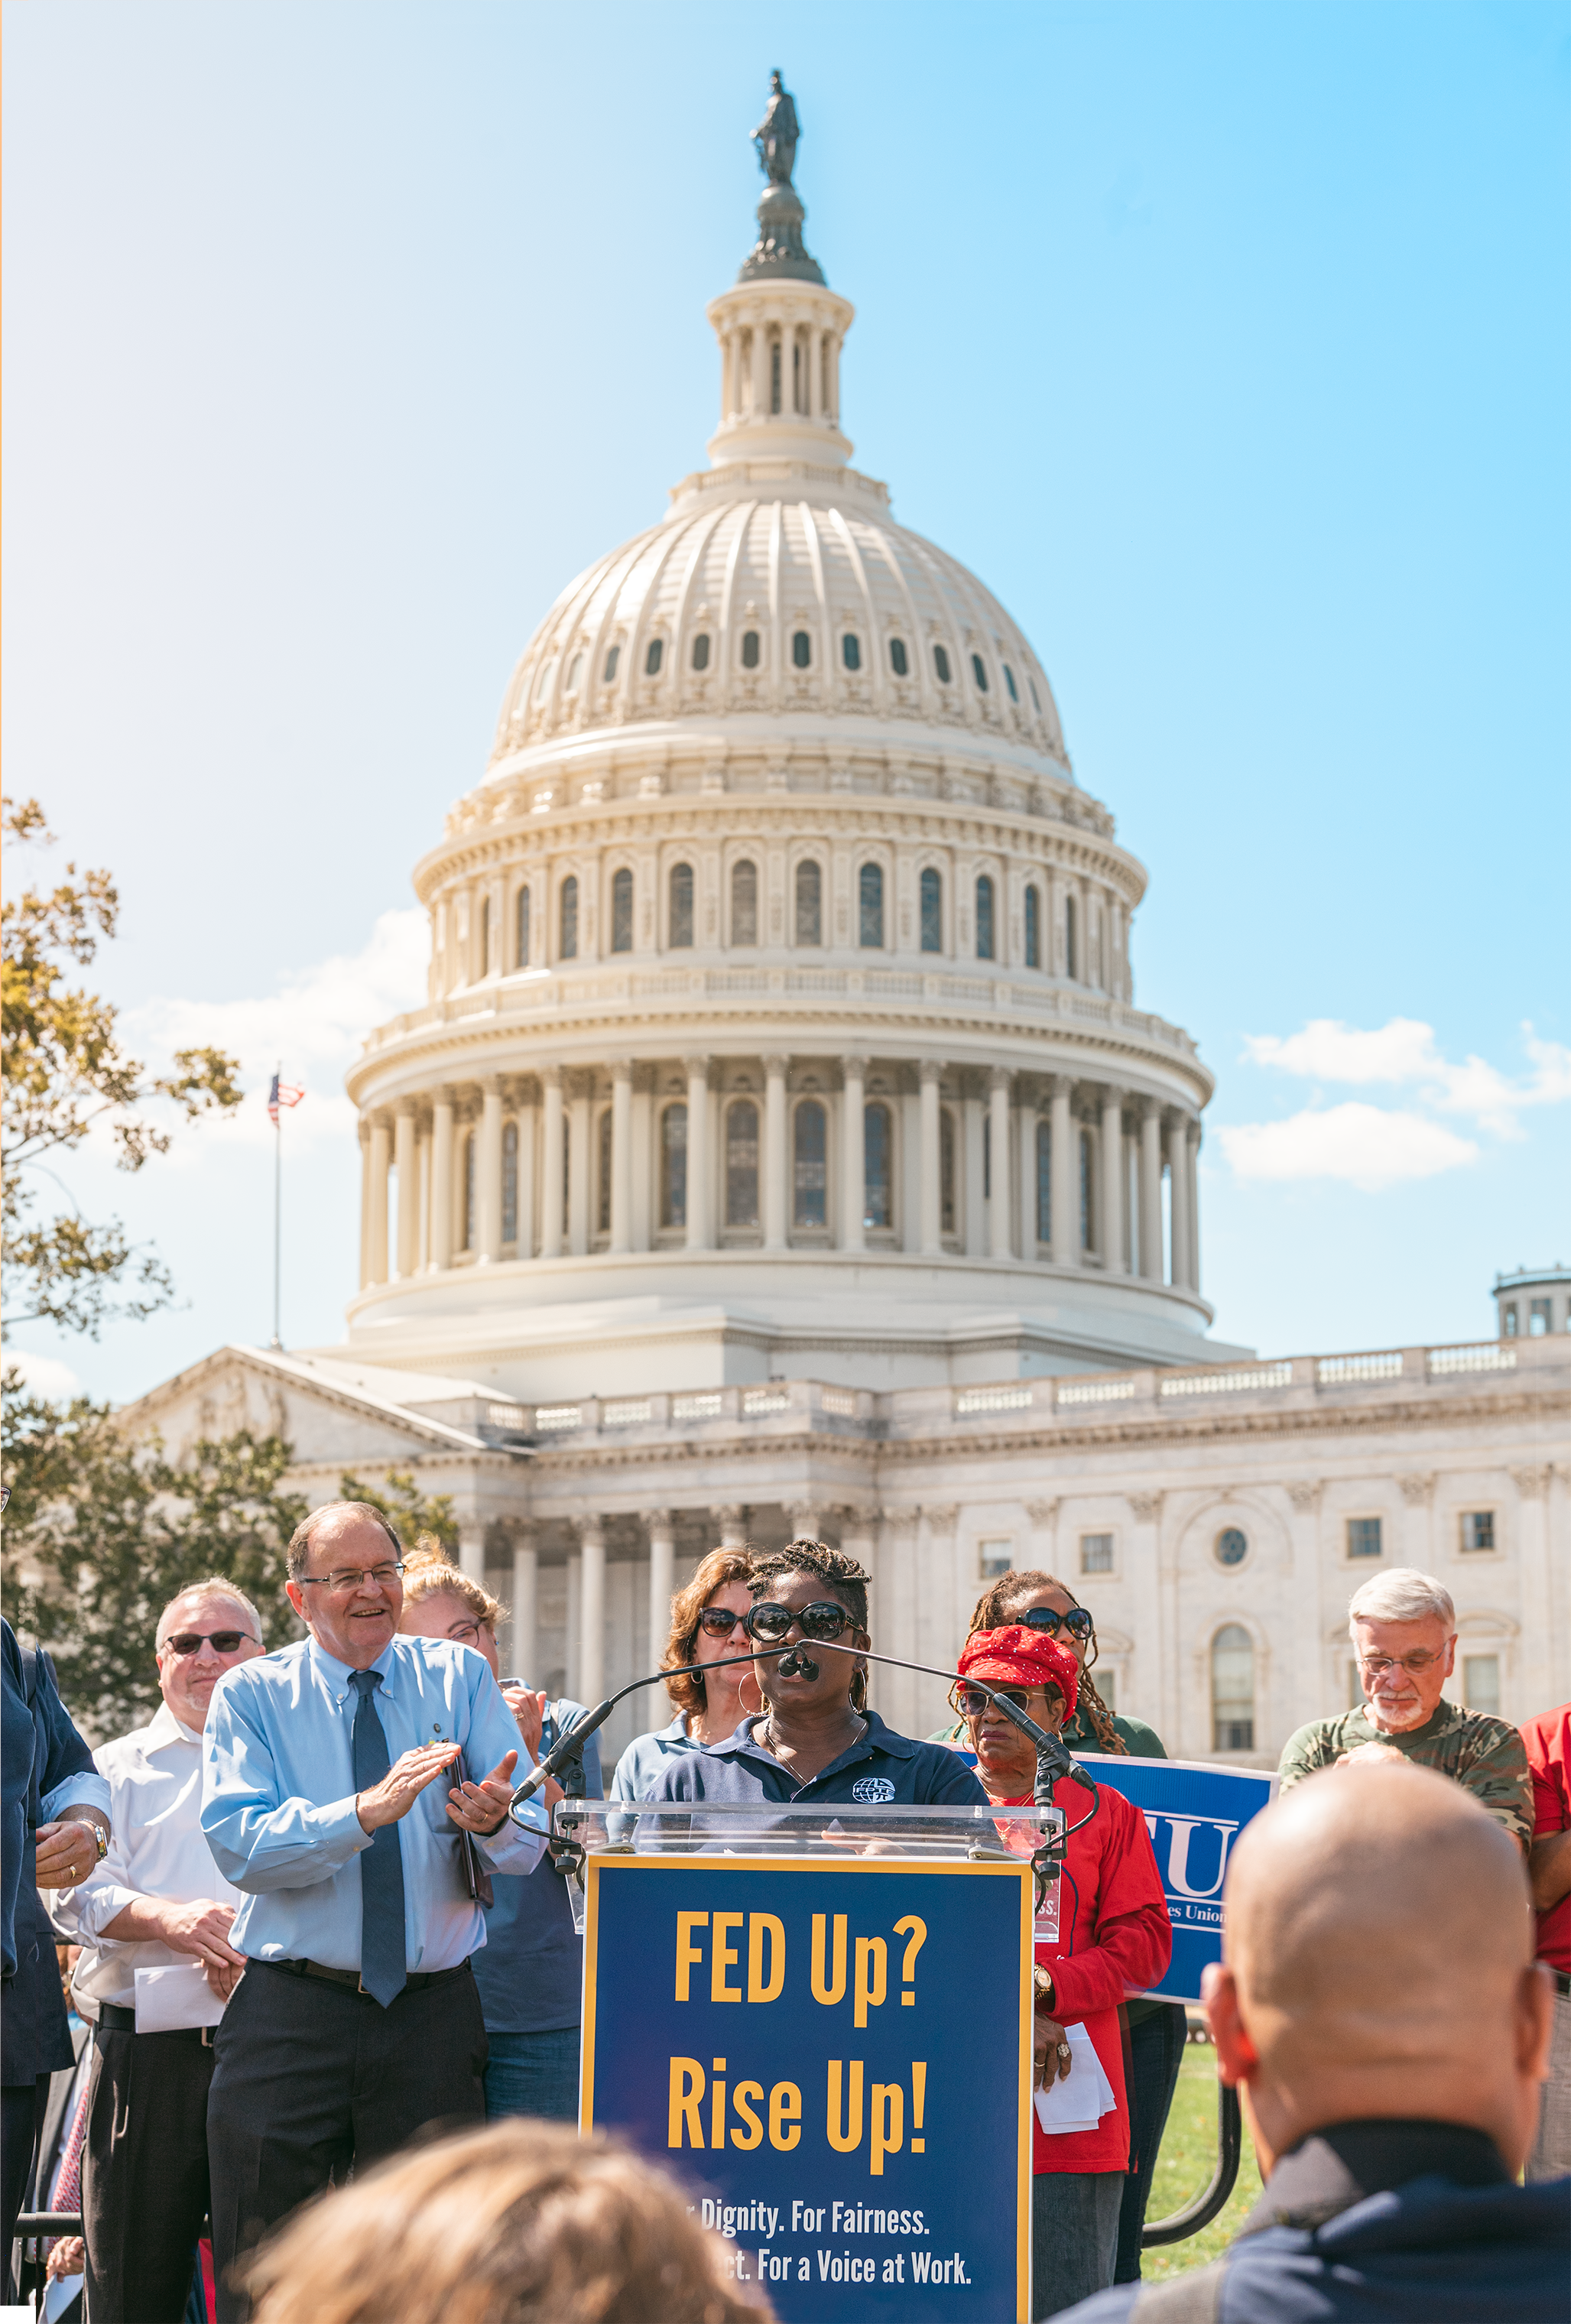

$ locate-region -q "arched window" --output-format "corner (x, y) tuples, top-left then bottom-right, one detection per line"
(1036, 1117), (1051, 1245)
(1065, 892), (1078, 981)
(731, 859), (758, 946)
(975, 874), (995, 961)
(463, 1131), (476, 1251)
(726, 1102), (759, 1229)
(939, 1108), (956, 1236)
(795, 860), (822, 946)
(610, 867), (633, 954)
(669, 862), (694, 949)
(644, 638), (664, 677)
(842, 634), (861, 671)
(1029, 677), (1041, 713)
(859, 862), (884, 948)
(920, 867), (943, 954)
(791, 630), (812, 670)
(888, 637), (909, 677)
(566, 654), (583, 692)
(1079, 1126), (1095, 1253)
(1024, 884), (1040, 970)
(597, 1108), (612, 1235)
(864, 1102), (892, 1230)
(793, 1100), (827, 1229)
(971, 653), (988, 693)
(933, 644), (952, 684)
(1003, 664), (1019, 703)
(479, 896), (491, 975)
(1212, 1626), (1255, 1752)
(691, 633), (710, 671)
(560, 876), (579, 961)
(501, 1120), (518, 1245)
(603, 644), (620, 683)
(515, 884), (531, 970)
(660, 1103), (687, 1230)
(741, 630), (761, 669)
(534, 657), (555, 702)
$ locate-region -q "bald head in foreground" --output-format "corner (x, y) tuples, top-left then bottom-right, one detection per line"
(1060, 1761), (1569, 2322)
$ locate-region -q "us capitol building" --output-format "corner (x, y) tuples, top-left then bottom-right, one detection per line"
(124, 94), (1569, 1763)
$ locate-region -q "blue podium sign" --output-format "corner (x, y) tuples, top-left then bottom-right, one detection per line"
(1076, 1754), (1277, 2004)
(581, 1855), (1034, 2322)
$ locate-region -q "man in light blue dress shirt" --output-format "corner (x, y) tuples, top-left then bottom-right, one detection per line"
(200, 1502), (547, 2322)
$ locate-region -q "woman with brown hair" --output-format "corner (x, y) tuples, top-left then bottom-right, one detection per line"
(398, 1547), (602, 2126)
(609, 1546), (756, 1802)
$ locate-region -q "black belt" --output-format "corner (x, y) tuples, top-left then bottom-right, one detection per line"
(97, 2002), (216, 2044)
(265, 1956), (471, 1998)
(1554, 1968), (1571, 1999)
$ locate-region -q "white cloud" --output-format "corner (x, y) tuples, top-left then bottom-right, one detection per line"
(5, 1349), (83, 1401)
(124, 908), (428, 1156)
(1216, 1103), (1479, 1192)
(1242, 1016), (1571, 1138)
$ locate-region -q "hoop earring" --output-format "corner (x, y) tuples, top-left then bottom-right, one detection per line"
(738, 1665), (764, 1719)
(851, 1664), (868, 1714)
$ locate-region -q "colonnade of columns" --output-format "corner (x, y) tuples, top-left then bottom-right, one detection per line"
(358, 1057), (1203, 1295)
(718, 313), (841, 427)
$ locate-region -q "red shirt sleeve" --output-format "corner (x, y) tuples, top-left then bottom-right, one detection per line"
(1521, 1707), (1571, 1837)
(1045, 1785), (1173, 2024)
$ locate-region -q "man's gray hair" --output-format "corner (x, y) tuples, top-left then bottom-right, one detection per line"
(156, 1577), (265, 1650)
(286, 1499), (403, 1582)
(1347, 1566), (1456, 1637)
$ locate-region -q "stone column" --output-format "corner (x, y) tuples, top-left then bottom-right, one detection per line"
(578, 1514), (606, 1706)
(609, 1060), (634, 1255)
(840, 1055), (867, 1252)
(988, 1068), (1013, 1259)
(684, 1056), (711, 1251)
(839, 1506), (878, 1705)
(1186, 1121), (1203, 1292)
(415, 1125), (430, 1273)
(427, 1089), (454, 1271)
(646, 1510), (676, 1673)
(1166, 1114), (1192, 1290)
(918, 1059), (943, 1256)
(1099, 1087), (1125, 1273)
(457, 1515), (487, 1589)
(510, 1524), (538, 1687)
(715, 1504), (748, 1550)
(391, 1105), (417, 1279)
(1398, 1473), (1434, 1567)
(1017, 1102), (1037, 1255)
(568, 1077), (591, 1257)
(1049, 1078), (1076, 1264)
(1026, 1499), (1060, 1573)
(540, 1066), (564, 1259)
(478, 1077), (505, 1263)
(762, 1055), (788, 1249)
(367, 1115), (391, 1286)
(1138, 1102), (1162, 1283)
(358, 1119), (372, 1289)
(514, 1089), (537, 1260)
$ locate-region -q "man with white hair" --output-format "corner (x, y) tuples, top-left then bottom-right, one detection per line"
(1275, 1566), (1531, 1845)
(50, 1578), (265, 2322)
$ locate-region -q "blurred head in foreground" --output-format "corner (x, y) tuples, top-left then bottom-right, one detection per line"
(243, 2118), (771, 2324)
(1205, 1755), (1553, 2177)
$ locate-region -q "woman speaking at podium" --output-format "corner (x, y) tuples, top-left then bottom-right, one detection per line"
(644, 1541), (988, 1809)
(953, 1627), (1171, 2318)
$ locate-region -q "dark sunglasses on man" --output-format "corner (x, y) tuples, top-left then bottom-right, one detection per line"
(745, 1600), (857, 1644)
(1015, 1605), (1094, 1644)
(161, 1629), (259, 1657)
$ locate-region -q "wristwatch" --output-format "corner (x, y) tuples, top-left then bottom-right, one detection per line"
(1033, 1965), (1056, 2011)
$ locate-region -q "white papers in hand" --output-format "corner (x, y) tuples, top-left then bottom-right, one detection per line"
(134, 1961), (228, 2032)
(1034, 2022), (1116, 2134)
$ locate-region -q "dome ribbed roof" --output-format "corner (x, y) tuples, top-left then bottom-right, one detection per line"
(488, 466), (1070, 774)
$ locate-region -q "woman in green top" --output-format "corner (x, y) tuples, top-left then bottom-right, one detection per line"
(936, 1569), (1185, 2287)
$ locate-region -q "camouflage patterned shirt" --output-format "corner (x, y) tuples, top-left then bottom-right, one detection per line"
(1277, 1699), (1532, 1845)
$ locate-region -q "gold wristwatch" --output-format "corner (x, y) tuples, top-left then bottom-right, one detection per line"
(1033, 1965), (1055, 2010)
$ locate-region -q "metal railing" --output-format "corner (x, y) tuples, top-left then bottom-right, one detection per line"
(1142, 2081), (1242, 2245)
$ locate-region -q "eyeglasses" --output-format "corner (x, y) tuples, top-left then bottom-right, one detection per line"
(297, 1562), (406, 1595)
(696, 1605), (751, 1638)
(955, 1685), (1053, 1719)
(162, 1630), (258, 1657)
(1357, 1650), (1443, 1677)
(445, 1619), (486, 1647)
(745, 1600), (855, 1644)
(1016, 1606), (1094, 1644)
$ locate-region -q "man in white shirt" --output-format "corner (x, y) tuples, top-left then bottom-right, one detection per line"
(51, 1579), (264, 2324)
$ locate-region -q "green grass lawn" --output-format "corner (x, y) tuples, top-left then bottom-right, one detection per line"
(1138, 2041), (1264, 2282)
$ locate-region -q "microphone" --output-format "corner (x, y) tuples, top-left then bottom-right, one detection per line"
(508, 1648), (765, 1816)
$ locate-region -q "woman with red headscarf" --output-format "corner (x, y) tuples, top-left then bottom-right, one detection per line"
(953, 1627), (1172, 2319)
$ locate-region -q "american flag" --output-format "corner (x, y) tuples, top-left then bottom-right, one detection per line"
(268, 1073), (305, 1128)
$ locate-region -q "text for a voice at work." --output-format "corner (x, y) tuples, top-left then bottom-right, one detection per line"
(690, 2202), (975, 2293)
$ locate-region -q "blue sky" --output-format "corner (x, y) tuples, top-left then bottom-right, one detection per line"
(5, 0), (1566, 1404)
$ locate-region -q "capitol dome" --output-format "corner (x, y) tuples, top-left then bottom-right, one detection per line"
(344, 116), (1242, 1401)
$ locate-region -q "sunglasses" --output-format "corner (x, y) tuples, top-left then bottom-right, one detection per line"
(745, 1600), (856, 1644)
(163, 1629), (258, 1657)
(953, 1683), (1060, 1719)
(695, 1605), (751, 1639)
(1016, 1605), (1094, 1644)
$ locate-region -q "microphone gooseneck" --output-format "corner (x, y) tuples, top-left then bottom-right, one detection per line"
(508, 1647), (767, 1815)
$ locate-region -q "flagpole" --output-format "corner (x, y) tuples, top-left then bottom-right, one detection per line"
(271, 1057), (284, 1351)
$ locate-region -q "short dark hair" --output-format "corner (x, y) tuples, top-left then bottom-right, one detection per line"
(287, 1501), (403, 1583)
(747, 1539), (870, 1633)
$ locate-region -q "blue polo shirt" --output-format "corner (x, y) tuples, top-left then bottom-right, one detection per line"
(646, 1709), (988, 1810)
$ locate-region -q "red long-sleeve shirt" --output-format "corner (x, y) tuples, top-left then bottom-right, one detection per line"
(1000, 1780), (1173, 2173)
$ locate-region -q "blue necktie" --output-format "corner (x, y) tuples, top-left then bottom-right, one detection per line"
(349, 1669), (407, 2007)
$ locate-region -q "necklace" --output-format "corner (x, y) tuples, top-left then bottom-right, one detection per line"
(761, 1709), (867, 1764)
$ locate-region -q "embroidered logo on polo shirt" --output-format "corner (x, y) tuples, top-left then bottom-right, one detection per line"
(851, 1776), (896, 1804)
